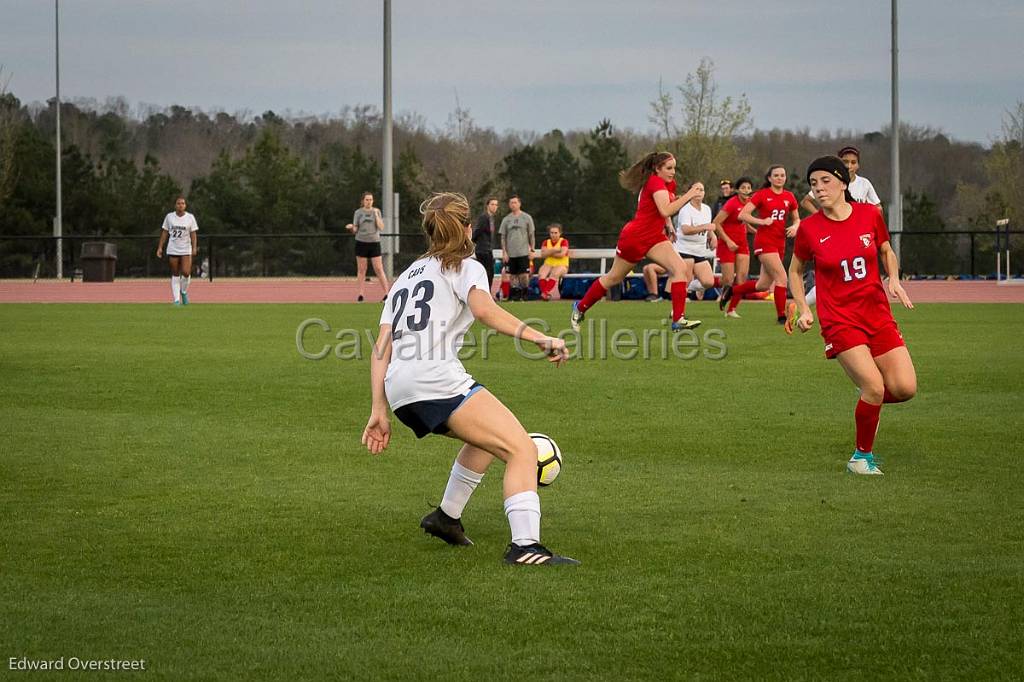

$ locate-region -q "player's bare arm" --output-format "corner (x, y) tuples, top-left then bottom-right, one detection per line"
(468, 288), (567, 366)
(788, 253), (814, 332)
(786, 209), (801, 238)
(362, 324), (393, 455)
(880, 241), (913, 309)
(800, 192), (819, 215)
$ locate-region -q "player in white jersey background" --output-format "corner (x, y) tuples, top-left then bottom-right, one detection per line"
(361, 192), (579, 566)
(156, 196), (199, 305)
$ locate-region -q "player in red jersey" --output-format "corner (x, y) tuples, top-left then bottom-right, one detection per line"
(721, 165), (800, 323)
(789, 156), (917, 475)
(570, 152), (702, 332)
(712, 176), (754, 317)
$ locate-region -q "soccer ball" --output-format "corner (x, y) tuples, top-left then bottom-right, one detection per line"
(530, 433), (562, 486)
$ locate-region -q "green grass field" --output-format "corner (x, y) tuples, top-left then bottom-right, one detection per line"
(2, 301), (1023, 680)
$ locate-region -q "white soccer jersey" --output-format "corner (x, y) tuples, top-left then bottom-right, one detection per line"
(849, 175), (881, 205)
(674, 203), (714, 258)
(806, 175), (881, 206)
(162, 212), (198, 256)
(379, 256), (489, 410)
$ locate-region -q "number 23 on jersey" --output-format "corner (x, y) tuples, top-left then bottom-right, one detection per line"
(390, 281), (434, 340)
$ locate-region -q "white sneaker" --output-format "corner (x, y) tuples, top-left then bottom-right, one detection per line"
(724, 310), (741, 319)
(570, 302), (584, 332)
(847, 452), (884, 475)
(671, 317), (701, 331)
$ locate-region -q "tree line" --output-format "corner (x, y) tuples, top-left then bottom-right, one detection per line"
(1, 59), (1020, 275)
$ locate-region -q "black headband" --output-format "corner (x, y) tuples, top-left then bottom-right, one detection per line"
(806, 156), (851, 185)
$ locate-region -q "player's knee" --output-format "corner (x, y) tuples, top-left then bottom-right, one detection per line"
(504, 435), (536, 467)
(890, 379), (917, 402)
(861, 380), (885, 403)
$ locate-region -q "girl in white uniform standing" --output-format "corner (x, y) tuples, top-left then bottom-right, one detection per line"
(361, 192), (579, 566)
(156, 196), (198, 305)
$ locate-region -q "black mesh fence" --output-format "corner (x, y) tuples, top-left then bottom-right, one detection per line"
(1, 229), (1022, 280)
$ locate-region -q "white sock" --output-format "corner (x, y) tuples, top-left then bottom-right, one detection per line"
(439, 461), (484, 519)
(504, 490), (541, 547)
(805, 286), (816, 306)
(180, 275), (191, 293)
(171, 276), (181, 302)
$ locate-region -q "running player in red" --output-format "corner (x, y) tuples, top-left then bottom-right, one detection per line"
(712, 176), (754, 318)
(789, 156), (917, 475)
(721, 165), (800, 323)
(570, 152), (702, 332)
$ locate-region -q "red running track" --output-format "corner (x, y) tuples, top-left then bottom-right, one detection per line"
(1, 278), (1023, 304)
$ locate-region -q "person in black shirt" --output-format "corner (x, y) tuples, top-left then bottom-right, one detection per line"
(472, 197), (499, 292)
(712, 179), (734, 216)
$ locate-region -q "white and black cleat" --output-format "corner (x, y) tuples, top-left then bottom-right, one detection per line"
(503, 542), (580, 566)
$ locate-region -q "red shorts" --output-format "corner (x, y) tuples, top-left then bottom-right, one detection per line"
(615, 222), (670, 263)
(752, 234), (785, 256)
(716, 235), (749, 263)
(822, 318), (906, 359)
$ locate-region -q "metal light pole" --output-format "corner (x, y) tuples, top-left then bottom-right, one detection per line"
(890, 0), (902, 263)
(382, 0), (394, 278)
(54, 0), (63, 279)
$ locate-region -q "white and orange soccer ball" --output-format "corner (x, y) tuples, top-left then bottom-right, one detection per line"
(530, 433), (562, 486)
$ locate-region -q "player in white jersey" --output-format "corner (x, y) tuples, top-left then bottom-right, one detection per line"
(156, 196), (199, 305)
(792, 146), (881, 319)
(361, 192), (579, 566)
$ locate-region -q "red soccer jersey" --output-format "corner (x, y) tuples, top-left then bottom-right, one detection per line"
(719, 195), (749, 241)
(794, 202), (893, 332)
(632, 174), (676, 233)
(748, 188), (798, 242)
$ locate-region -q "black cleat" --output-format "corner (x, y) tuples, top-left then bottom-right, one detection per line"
(719, 285), (733, 311)
(777, 315), (787, 325)
(420, 508), (473, 546)
(503, 542), (580, 566)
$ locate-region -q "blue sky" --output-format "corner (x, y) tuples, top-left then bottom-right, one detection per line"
(2, 1), (1022, 144)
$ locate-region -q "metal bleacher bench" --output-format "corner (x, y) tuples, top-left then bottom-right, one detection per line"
(490, 248), (721, 300)
(491, 248), (644, 278)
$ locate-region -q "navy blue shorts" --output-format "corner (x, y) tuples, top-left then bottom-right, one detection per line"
(393, 383), (484, 438)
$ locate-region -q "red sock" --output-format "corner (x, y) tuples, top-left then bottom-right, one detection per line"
(855, 399), (882, 453)
(545, 279), (556, 296)
(774, 285), (787, 317)
(727, 281), (756, 312)
(501, 280), (510, 299)
(671, 281), (687, 321)
(713, 275), (722, 288)
(577, 279), (607, 313)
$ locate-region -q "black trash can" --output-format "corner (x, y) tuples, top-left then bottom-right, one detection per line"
(81, 242), (117, 282)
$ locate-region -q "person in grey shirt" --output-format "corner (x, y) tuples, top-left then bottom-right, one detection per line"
(346, 191), (390, 302)
(498, 195), (536, 301)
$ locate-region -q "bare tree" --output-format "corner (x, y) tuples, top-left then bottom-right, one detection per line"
(649, 57), (752, 183)
(986, 101), (1024, 223)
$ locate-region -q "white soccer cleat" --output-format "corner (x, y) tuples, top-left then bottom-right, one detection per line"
(847, 452), (884, 475)
(724, 310), (741, 319)
(570, 302), (584, 333)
